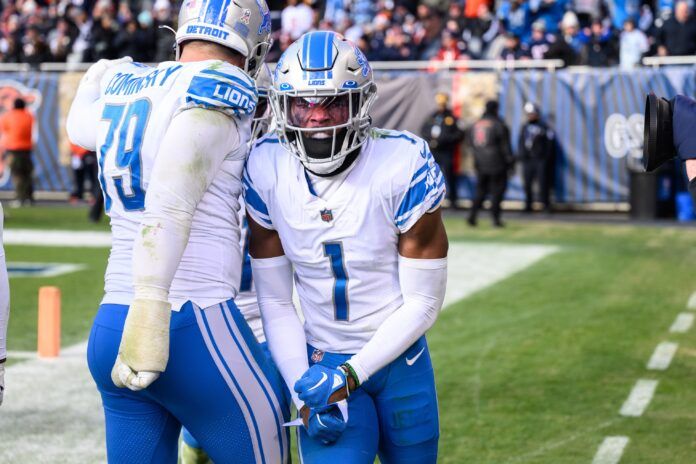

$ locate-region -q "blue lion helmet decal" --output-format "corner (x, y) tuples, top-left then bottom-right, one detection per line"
(256, 0), (271, 35)
(353, 45), (370, 78)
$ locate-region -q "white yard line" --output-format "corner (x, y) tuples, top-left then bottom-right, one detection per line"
(443, 243), (557, 308)
(619, 379), (658, 417)
(669, 313), (694, 333)
(4, 229), (111, 247)
(6, 350), (37, 359)
(592, 436), (630, 464)
(0, 341), (106, 463)
(646, 342), (678, 371)
(687, 291), (696, 310)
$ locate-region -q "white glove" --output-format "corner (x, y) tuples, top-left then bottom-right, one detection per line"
(79, 56), (133, 95)
(0, 361), (5, 406)
(111, 298), (171, 391)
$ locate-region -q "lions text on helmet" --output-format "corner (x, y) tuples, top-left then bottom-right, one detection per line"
(176, 0), (272, 77)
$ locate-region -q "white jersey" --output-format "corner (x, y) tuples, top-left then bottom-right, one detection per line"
(244, 129), (445, 353)
(70, 60), (255, 309)
(236, 203), (264, 342)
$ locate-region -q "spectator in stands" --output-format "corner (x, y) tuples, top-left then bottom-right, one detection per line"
(381, 24), (417, 61)
(281, 0), (314, 40)
(415, 4), (444, 59)
(467, 100), (514, 228)
(430, 30), (468, 64)
(446, 2), (466, 33)
(499, 32), (531, 60)
(620, 18), (648, 69)
(530, 0), (568, 35)
(545, 11), (583, 66)
(351, 0), (376, 26)
(462, 4), (500, 58)
(0, 98), (34, 208)
(22, 26), (50, 68)
(421, 92), (465, 209)
(499, 0), (532, 44)
(47, 18), (76, 62)
(606, 0), (641, 32)
(580, 17), (617, 66)
(66, 8), (92, 63)
(657, 1), (696, 56)
(528, 19), (551, 59)
(465, 0), (492, 19)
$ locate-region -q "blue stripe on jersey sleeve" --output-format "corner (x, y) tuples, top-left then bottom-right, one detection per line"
(242, 167), (272, 225)
(395, 157), (445, 228)
(187, 75), (256, 116)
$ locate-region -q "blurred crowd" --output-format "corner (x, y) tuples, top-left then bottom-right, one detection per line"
(0, 0), (694, 69)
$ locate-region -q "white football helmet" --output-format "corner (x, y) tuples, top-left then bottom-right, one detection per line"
(176, 0), (272, 77)
(270, 31), (378, 175)
(251, 63), (273, 143)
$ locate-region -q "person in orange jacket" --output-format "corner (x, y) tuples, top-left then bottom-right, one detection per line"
(0, 98), (34, 207)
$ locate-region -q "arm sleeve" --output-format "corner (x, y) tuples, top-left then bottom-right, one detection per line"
(66, 80), (101, 151)
(0, 206), (8, 361)
(347, 256), (447, 384)
(131, 108), (242, 302)
(392, 140), (446, 233)
(252, 255), (308, 410)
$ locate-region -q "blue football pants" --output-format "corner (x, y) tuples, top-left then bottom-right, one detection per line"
(87, 300), (290, 464)
(298, 336), (439, 464)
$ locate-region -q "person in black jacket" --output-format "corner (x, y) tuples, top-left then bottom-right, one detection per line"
(421, 92), (465, 208)
(657, 1), (696, 57)
(518, 102), (555, 213)
(467, 100), (514, 227)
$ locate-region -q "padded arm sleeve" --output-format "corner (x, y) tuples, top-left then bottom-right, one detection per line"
(0, 206), (8, 361)
(347, 256), (447, 384)
(131, 108), (241, 302)
(66, 80), (101, 151)
(252, 255), (308, 410)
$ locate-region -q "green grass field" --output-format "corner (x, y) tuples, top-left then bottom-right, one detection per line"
(5, 206), (696, 463)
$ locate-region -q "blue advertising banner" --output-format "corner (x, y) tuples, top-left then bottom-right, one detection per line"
(0, 72), (72, 192)
(499, 66), (696, 203)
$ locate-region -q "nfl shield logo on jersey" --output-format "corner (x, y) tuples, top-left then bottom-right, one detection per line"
(320, 208), (333, 223)
(311, 349), (324, 363)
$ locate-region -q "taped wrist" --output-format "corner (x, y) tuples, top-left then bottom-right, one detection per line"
(120, 298), (172, 372)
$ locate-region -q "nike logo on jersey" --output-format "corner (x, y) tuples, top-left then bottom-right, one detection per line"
(405, 347), (425, 366)
(307, 372), (328, 391)
(332, 373), (344, 389)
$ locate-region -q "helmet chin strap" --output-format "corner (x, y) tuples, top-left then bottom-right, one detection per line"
(300, 130), (361, 177)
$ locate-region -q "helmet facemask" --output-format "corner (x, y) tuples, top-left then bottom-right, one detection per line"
(250, 92), (271, 143)
(271, 84), (377, 175)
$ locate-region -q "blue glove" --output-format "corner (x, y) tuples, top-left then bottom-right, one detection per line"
(305, 404), (347, 444)
(294, 364), (348, 409)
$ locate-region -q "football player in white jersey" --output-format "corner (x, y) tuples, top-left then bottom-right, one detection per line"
(0, 203), (9, 406)
(179, 63), (278, 464)
(244, 31), (448, 463)
(66, 1), (290, 462)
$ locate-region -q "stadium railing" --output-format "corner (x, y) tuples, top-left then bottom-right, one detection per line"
(642, 55), (696, 68)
